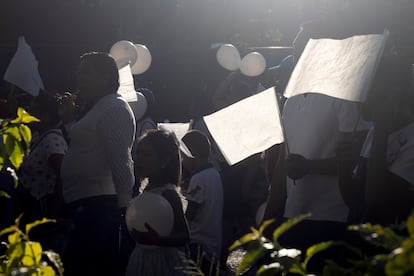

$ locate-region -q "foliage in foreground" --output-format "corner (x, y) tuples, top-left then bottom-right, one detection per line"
(0, 215), (64, 276)
(230, 211), (414, 276)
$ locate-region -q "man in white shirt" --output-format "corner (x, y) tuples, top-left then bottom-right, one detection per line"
(61, 52), (135, 276)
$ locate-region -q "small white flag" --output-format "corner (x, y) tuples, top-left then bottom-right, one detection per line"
(4, 36), (45, 96)
(204, 87), (283, 165)
(284, 30), (389, 102)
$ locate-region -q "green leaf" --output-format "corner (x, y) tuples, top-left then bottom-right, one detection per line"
(258, 219), (275, 235)
(0, 226), (19, 238)
(18, 124), (32, 150)
(39, 266), (56, 276)
(25, 218), (56, 237)
(236, 245), (266, 275)
(7, 232), (21, 245)
(6, 242), (24, 270)
(0, 190), (10, 198)
(304, 241), (336, 268)
(21, 241), (42, 266)
(407, 211), (414, 237)
(11, 107), (39, 124)
(229, 231), (260, 251)
(256, 263), (284, 276)
(273, 214), (311, 246)
(4, 134), (24, 169)
(5, 126), (21, 142)
(0, 142), (5, 171)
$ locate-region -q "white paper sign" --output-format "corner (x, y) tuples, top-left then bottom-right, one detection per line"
(203, 87), (283, 165)
(284, 30), (389, 102)
(157, 122), (192, 157)
(4, 36), (44, 96)
(117, 64), (137, 102)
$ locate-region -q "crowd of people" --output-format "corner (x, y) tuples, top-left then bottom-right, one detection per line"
(1, 18), (414, 276)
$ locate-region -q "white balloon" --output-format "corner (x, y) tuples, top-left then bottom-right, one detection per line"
(125, 192), (174, 237)
(131, 44), (152, 75)
(110, 40), (138, 69)
(255, 202), (267, 227)
(128, 92), (148, 121)
(240, 52), (266, 77)
(216, 44), (241, 71)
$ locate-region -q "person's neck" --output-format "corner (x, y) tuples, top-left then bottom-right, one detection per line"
(146, 176), (168, 190)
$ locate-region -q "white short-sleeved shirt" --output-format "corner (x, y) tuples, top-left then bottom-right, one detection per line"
(360, 122), (414, 187)
(185, 167), (223, 258)
(20, 130), (67, 200)
(282, 93), (371, 222)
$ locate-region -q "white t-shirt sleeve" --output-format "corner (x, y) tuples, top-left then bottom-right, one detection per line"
(42, 132), (68, 158)
(97, 104), (136, 208)
(334, 99), (372, 132)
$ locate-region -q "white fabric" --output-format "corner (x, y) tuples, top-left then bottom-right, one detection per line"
(20, 130), (67, 199)
(61, 94), (135, 208)
(284, 31), (388, 102)
(360, 122), (414, 186)
(185, 167), (223, 258)
(282, 93), (371, 222)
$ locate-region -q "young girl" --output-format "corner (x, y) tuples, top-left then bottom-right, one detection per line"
(125, 130), (190, 276)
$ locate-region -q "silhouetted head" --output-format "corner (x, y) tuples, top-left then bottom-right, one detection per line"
(135, 129), (181, 186)
(77, 52), (119, 106)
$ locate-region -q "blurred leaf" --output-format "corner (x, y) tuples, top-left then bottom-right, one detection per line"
(273, 214), (310, 247)
(11, 107), (39, 124)
(349, 223), (403, 250)
(0, 190), (10, 198)
(256, 262), (284, 276)
(18, 124), (32, 150)
(0, 142), (6, 170)
(0, 226), (20, 238)
(229, 231), (260, 251)
(25, 218), (55, 237)
(7, 242), (24, 270)
(258, 219), (275, 235)
(4, 134), (24, 169)
(5, 126), (21, 142)
(8, 232), (21, 244)
(407, 211), (414, 237)
(236, 244), (266, 275)
(304, 241), (336, 268)
(21, 242), (42, 266)
(39, 265), (56, 276)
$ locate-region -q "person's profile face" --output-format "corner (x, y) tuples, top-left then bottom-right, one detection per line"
(77, 60), (101, 104)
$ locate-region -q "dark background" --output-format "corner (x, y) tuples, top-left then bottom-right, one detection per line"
(1, 0), (414, 121)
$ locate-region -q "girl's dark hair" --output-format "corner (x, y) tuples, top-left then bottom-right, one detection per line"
(32, 92), (60, 125)
(80, 52), (119, 93)
(139, 130), (182, 186)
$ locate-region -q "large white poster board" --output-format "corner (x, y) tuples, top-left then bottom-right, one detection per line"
(284, 30), (389, 102)
(204, 87), (283, 165)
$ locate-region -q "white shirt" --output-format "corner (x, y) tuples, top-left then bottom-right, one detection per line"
(360, 122), (414, 187)
(185, 167), (223, 258)
(61, 94), (135, 208)
(282, 93), (371, 222)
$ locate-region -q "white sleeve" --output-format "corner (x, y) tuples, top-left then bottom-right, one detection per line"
(97, 103), (136, 208)
(334, 99), (372, 132)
